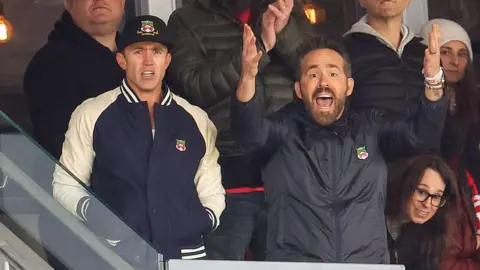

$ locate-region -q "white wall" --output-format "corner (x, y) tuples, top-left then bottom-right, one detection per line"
(138, 0), (178, 23)
(403, 0), (429, 35)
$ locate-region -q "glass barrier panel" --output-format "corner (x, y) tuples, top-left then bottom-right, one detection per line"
(168, 260), (406, 270)
(0, 220), (54, 270)
(0, 111), (162, 270)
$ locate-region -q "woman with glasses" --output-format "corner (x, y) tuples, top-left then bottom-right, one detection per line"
(385, 155), (476, 269)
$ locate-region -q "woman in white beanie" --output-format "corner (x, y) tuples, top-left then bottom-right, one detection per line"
(420, 18), (480, 270)
(420, 19), (479, 162)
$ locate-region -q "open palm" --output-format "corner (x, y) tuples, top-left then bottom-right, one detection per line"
(242, 25), (263, 79)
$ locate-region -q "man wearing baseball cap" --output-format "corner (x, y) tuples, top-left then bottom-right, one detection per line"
(52, 15), (225, 262)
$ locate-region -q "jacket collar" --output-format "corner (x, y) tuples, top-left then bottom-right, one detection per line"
(119, 79), (173, 106)
(294, 99), (351, 135)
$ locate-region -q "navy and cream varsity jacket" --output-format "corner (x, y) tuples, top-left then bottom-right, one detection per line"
(52, 79), (225, 260)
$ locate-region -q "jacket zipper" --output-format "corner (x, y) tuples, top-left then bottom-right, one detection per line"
(333, 132), (344, 262)
(142, 104), (163, 246)
(376, 37), (413, 117)
(398, 54), (411, 117)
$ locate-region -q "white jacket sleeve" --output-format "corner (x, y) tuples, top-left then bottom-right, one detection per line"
(52, 89), (120, 221)
(52, 101), (95, 221)
(194, 114), (225, 231)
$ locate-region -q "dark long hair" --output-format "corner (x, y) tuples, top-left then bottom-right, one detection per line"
(448, 61), (479, 154)
(386, 155), (467, 270)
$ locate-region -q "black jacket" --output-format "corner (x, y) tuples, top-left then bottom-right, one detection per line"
(387, 224), (440, 270)
(343, 33), (426, 117)
(24, 11), (124, 160)
(344, 33), (434, 160)
(166, 0), (313, 189)
(231, 90), (447, 263)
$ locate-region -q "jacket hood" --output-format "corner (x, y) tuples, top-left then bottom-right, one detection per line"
(344, 15), (415, 56)
(48, 11), (119, 50)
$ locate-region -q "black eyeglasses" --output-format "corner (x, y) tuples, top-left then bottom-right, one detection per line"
(413, 188), (447, 207)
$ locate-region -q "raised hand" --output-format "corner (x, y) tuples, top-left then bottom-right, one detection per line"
(269, 0), (294, 33)
(423, 23), (444, 101)
(242, 24), (263, 79)
(237, 24), (263, 102)
(261, 8), (276, 52)
(423, 23), (441, 78)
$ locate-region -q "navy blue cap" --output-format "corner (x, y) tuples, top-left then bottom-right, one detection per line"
(118, 15), (170, 51)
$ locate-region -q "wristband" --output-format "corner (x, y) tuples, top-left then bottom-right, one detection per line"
(423, 68), (444, 84)
(425, 82), (444, 90)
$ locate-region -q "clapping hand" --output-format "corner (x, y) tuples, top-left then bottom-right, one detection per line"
(261, 0), (294, 52)
(242, 24), (263, 79)
(237, 24), (263, 102)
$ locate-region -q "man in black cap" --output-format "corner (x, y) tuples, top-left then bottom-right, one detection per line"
(52, 15), (225, 263)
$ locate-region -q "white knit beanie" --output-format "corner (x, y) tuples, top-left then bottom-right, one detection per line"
(419, 18), (473, 62)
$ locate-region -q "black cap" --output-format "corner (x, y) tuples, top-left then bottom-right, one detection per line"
(118, 15), (170, 51)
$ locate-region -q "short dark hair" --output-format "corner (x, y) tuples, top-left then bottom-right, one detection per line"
(295, 35), (352, 81)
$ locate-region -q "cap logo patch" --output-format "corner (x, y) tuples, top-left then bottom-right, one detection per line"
(137, 20), (159, 36)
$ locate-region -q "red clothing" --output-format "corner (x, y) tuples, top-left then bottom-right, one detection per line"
(466, 170), (480, 234)
(441, 218), (480, 270)
(225, 187), (264, 193)
(450, 157), (480, 234)
(442, 157), (480, 269)
(237, 9), (251, 24)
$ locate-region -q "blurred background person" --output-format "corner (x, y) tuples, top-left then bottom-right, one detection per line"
(24, 0), (125, 160)
(22, 1), (125, 269)
(343, 0), (435, 162)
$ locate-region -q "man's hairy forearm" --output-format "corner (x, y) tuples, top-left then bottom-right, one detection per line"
(236, 75), (256, 103)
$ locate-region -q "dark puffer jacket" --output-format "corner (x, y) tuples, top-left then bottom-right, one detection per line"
(343, 19), (435, 161)
(343, 19), (427, 117)
(166, 0), (313, 189)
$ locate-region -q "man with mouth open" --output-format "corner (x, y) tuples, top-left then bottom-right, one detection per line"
(52, 15), (225, 264)
(232, 24), (447, 263)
